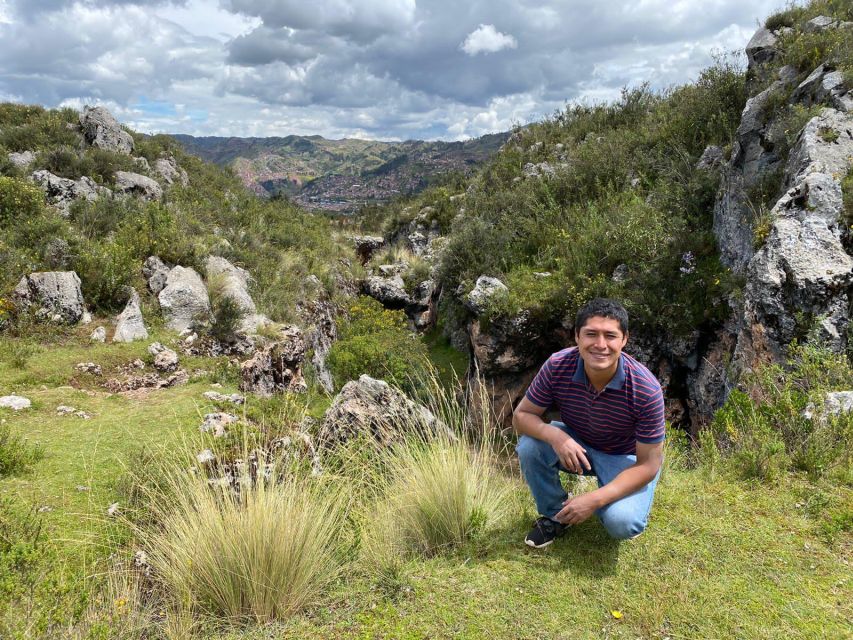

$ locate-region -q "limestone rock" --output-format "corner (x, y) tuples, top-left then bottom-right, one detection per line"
(31, 170), (106, 215)
(317, 374), (445, 448)
(153, 156), (188, 187)
(153, 347), (179, 373)
(200, 412), (238, 438)
(298, 295), (337, 394)
(362, 275), (411, 309)
(464, 276), (508, 315)
(13, 271), (85, 324)
(90, 326), (106, 343)
(469, 311), (547, 376)
(112, 289), (148, 342)
(158, 266), (210, 332)
(143, 256), (170, 295)
(0, 396), (31, 410)
(696, 145), (724, 171)
(75, 362), (102, 375)
(8, 150), (35, 169)
(203, 390), (245, 405)
(114, 171), (163, 201)
(804, 16), (837, 33)
(79, 106), (134, 154)
(205, 255), (269, 334)
(351, 235), (385, 263)
(239, 325), (307, 397)
(745, 27), (778, 68)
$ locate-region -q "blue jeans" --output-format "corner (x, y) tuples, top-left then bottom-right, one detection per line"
(516, 421), (661, 540)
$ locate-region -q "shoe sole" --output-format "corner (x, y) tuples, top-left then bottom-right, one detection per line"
(524, 537), (554, 549)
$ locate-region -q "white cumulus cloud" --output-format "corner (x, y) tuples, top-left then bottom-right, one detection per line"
(460, 24), (517, 56)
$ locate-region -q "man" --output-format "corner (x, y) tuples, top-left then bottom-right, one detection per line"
(513, 298), (665, 548)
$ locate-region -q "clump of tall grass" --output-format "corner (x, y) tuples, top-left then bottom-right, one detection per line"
(135, 448), (347, 625)
(0, 424), (43, 476)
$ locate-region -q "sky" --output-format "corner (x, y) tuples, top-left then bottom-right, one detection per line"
(0, 0), (790, 141)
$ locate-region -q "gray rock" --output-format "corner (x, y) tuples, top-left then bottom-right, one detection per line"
(75, 362), (102, 375)
(31, 170), (106, 215)
(114, 171), (163, 201)
(205, 255), (269, 333)
(57, 405), (75, 415)
(298, 296), (337, 394)
(153, 156), (188, 187)
(158, 266), (210, 332)
(79, 106), (134, 154)
(8, 150), (35, 169)
(785, 109), (853, 183)
(203, 390), (245, 405)
(745, 27), (778, 68)
(112, 289), (148, 343)
(778, 65), (799, 85)
(362, 275), (411, 309)
(143, 256), (170, 295)
(318, 374), (447, 448)
(133, 157), (150, 173)
(89, 326), (106, 343)
(0, 396), (31, 410)
(13, 271), (85, 324)
(824, 391), (853, 416)
(351, 235), (385, 263)
(464, 276), (508, 315)
(200, 412), (238, 438)
(197, 449), (216, 465)
(239, 325), (307, 397)
(377, 263), (408, 277)
(696, 145), (724, 170)
(523, 161), (555, 178)
(804, 16), (837, 33)
(153, 347), (179, 372)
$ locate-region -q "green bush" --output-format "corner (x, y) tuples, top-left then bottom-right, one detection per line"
(0, 177), (44, 227)
(328, 297), (430, 391)
(0, 424), (44, 477)
(74, 241), (138, 312)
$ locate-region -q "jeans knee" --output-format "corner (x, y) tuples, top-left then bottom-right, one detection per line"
(516, 435), (547, 466)
(600, 506), (647, 540)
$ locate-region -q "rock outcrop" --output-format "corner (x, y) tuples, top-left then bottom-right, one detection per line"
(298, 288), (338, 394)
(143, 256), (170, 295)
(317, 374), (445, 447)
(239, 326), (307, 396)
(79, 105), (134, 154)
(8, 151), (35, 169)
(351, 235), (385, 264)
(31, 170), (106, 215)
(114, 171), (163, 201)
(112, 289), (148, 342)
(205, 255), (269, 334)
(158, 266), (210, 332)
(13, 271), (85, 324)
(153, 156), (189, 187)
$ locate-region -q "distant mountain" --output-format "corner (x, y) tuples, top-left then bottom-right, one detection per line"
(172, 132), (509, 212)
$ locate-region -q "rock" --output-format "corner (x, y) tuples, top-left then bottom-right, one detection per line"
(75, 362), (102, 375)
(90, 326), (106, 343)
(298, 295), (337, 394)
(205, 256), (269, 334)
(45, 238), (73, 270)
(107, 502), (120, 517)
(103, 369), (188, 393)
(464, 276), (508, 315)
(0, 396), (31, 410)
(745, 27), (778, 68)
(523, 161), (556, 178)
(317, 374), (447, 448)
(13, 271), (85, 324)
(824, 391), (853, 416)
(147, 342), (165, 356)
(57, 405), (75, 415)
(75, 411), (91, 420)
(696, 145), (724, 170)
(8, 150), (35, 168)
(197, 449), (216, 465)
(239, 325), (307, 397)
(612, 264), (630, 283)
(143, 256), (171, 295)
(153, 156), (189, 187)
(778, 65), (799, 85)
(133, 157), (150, 173)
(804, 16), (837, 33)
(377, 263), (408, 277)
(112, 289), (148, 343)
(351, 235), (385, 263)
(407, 230), (429, 256)
(363, 274), (410, 309)
(79, 106), (134, 154)
(203, 390), (245, 405)
(30, 170), (106, 215)
(153, 347), (179, 373)
(468, 311), (548, 376)
(408, 279), (438, 331)
(158, 266), (210, 332)
(200, 412), (238, 438)
(114, 171), (163, 201)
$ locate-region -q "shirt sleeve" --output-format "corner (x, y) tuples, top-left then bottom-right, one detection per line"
(635, 383), (666, 444)
(525, 356), (555, 408)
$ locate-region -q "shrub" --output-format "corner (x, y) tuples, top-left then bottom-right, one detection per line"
(207, 275), (247, 343)
(74, 241), (138, 312)
(0, 424), (44, 477)
(141, 469), (345, 623)
(0, 177), (44, 227)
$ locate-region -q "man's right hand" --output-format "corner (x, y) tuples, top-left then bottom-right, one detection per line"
(549, 431), (591, 474)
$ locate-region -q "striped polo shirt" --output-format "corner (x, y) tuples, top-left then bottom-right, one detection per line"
(525, 347), (665, 455)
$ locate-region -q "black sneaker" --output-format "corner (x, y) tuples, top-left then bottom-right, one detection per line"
(524, 516), (566, 548)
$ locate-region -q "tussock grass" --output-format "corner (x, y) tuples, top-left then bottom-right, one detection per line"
(140, 464), (346, 624)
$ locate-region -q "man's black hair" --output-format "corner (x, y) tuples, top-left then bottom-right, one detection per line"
(574, 298), (629, 336)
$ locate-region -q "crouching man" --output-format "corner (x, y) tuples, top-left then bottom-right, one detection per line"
(513, 298), (665, 548)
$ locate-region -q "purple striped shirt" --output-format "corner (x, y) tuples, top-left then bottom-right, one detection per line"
(525, 347), (665, 455)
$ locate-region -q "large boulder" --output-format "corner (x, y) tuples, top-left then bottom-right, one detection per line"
(464, 276), (508, 315)
(362, 274), (411, 309)
(205, 256), (269, 334)
(31, 170), (106, 216)
(153, 156), (188, 187)
(112, 289), (148, 342)
(317, 374), (445, 448)
(239, 325), (307, 397)
(13, 271), (85, 324)
(114, 171), (163, 201)
(79, 106), (134, 154)
(745, 27), (778, 69)
(158, 266), (210, 332)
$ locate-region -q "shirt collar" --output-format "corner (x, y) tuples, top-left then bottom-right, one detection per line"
(573, 353), (626, 390)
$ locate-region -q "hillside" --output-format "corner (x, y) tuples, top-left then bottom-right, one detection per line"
(173, 132), (508, 212)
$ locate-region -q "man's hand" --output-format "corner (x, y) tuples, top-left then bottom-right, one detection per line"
(550, 432), (591, 475)
(554, 492), (600, 526)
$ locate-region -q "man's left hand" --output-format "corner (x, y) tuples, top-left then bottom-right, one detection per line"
(554, 492), (600, 526)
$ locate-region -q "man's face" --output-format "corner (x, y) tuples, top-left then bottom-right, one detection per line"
(575, 315), (628, 376)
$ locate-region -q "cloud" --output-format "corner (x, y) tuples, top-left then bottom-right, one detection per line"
(460, 24), (518, 56)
